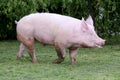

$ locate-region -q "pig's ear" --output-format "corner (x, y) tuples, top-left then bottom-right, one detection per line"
(86, 15), (93, 25)
(81, 18), (89, 32)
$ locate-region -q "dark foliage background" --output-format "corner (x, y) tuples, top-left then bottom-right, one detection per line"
(0, 0), (120, 44)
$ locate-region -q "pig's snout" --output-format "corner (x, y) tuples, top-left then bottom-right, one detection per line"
(99, 39), (105, 46)
(96, 39), (105, 48)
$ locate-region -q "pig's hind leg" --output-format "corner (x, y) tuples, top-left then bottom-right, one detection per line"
(16, 43), (25, 60)
(23, 38), (38, 64)
(17, 34), (37, 63)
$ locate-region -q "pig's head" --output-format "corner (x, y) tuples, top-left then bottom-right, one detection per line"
(79, 15), (105, 48)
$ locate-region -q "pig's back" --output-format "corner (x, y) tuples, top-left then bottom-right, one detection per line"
(18, 13), (81, 28)
(32, 13), (81, 32)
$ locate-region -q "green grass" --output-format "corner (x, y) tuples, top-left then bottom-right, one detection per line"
(0, 40), (120, 80)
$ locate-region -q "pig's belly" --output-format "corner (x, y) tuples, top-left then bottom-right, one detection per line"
(34, 34), (54, 45)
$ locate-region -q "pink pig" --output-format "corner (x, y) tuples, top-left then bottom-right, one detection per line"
(16, 13), (105, 64)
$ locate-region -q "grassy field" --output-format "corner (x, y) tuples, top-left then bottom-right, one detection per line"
(0, 40), (120, 80)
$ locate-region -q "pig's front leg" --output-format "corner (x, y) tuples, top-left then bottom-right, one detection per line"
(69, 48), (78, 64)
(54, 43), (66, 63)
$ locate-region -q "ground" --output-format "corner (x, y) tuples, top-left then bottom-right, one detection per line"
(0, 40), (120, 80)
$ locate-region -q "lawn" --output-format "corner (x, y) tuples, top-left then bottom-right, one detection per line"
(0, 40), (120, 80)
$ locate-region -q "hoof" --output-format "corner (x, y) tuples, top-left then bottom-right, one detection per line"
(54, 58), (64, 64)
(16, 56), (20, 60)
(32, 60), (38, 64)
(71, 58), (76, 64)
(33, 62), (38, 64)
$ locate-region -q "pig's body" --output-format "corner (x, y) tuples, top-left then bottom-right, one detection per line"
(16, 13), (105, 64)
(17, 13), (82, 48)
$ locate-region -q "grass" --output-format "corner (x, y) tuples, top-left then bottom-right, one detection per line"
(0, 40), (120, 80)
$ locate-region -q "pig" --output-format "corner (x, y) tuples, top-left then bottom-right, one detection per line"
(16, 13), (105, 64)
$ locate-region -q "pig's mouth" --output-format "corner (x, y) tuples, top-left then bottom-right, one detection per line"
(95, 40), (105, 48)
(95, 44), (102, 48)
(81, 41), (104, 48)
(81, 43), (102, 48)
